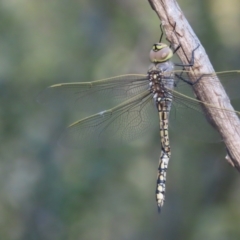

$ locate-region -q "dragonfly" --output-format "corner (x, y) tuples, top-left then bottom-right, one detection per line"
(38, 35), (240, 212)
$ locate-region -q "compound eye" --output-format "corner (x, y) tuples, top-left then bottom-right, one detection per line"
(152, 43), (167, 52)
(149, 44), (173, 63)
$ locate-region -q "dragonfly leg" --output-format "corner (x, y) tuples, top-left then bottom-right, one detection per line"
(175, 72), (194, 85)
(165, 22), (181, 53)
(159, 24), (164, 43)
(175, 72), (206, 86)
(160, 22), (181, 53)
(174, 43), (200, 67)
(173, 42), (203, 86)
(172, 44), (181, 54)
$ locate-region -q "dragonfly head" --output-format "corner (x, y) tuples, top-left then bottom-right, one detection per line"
(150, 43), (173, 63)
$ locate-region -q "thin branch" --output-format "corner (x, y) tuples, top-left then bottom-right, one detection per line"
(148, 0), (240, 171)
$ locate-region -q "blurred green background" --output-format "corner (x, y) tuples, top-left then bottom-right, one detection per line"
(0, 0), (240, 239)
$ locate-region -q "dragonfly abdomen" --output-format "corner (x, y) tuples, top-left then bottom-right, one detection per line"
(147, 56), (175, 212)
(155, 99), (172, 212)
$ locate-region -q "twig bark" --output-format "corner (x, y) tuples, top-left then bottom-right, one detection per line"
(148, 0), (240, 171)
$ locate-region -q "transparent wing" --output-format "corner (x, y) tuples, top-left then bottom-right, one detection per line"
(59, 91), (158, 148)
(173, 70), (240, 100)
(39, 70), (240, 145)
(168, 80), (240, 141)
(37, 74), (149, 112)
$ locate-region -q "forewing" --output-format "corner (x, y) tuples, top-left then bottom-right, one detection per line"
(37, 74), (149, 112)
(174, 70), (240, 100)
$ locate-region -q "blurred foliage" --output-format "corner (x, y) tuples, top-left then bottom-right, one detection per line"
(0, 0), (240, 239)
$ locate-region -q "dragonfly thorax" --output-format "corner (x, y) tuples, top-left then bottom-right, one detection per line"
(148, 70), (174, 101)
(149, 43), (173, 63)
(148, 55), (175, 109)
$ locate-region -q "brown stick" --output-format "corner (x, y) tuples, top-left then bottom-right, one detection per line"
(148, 0), (240, 170)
